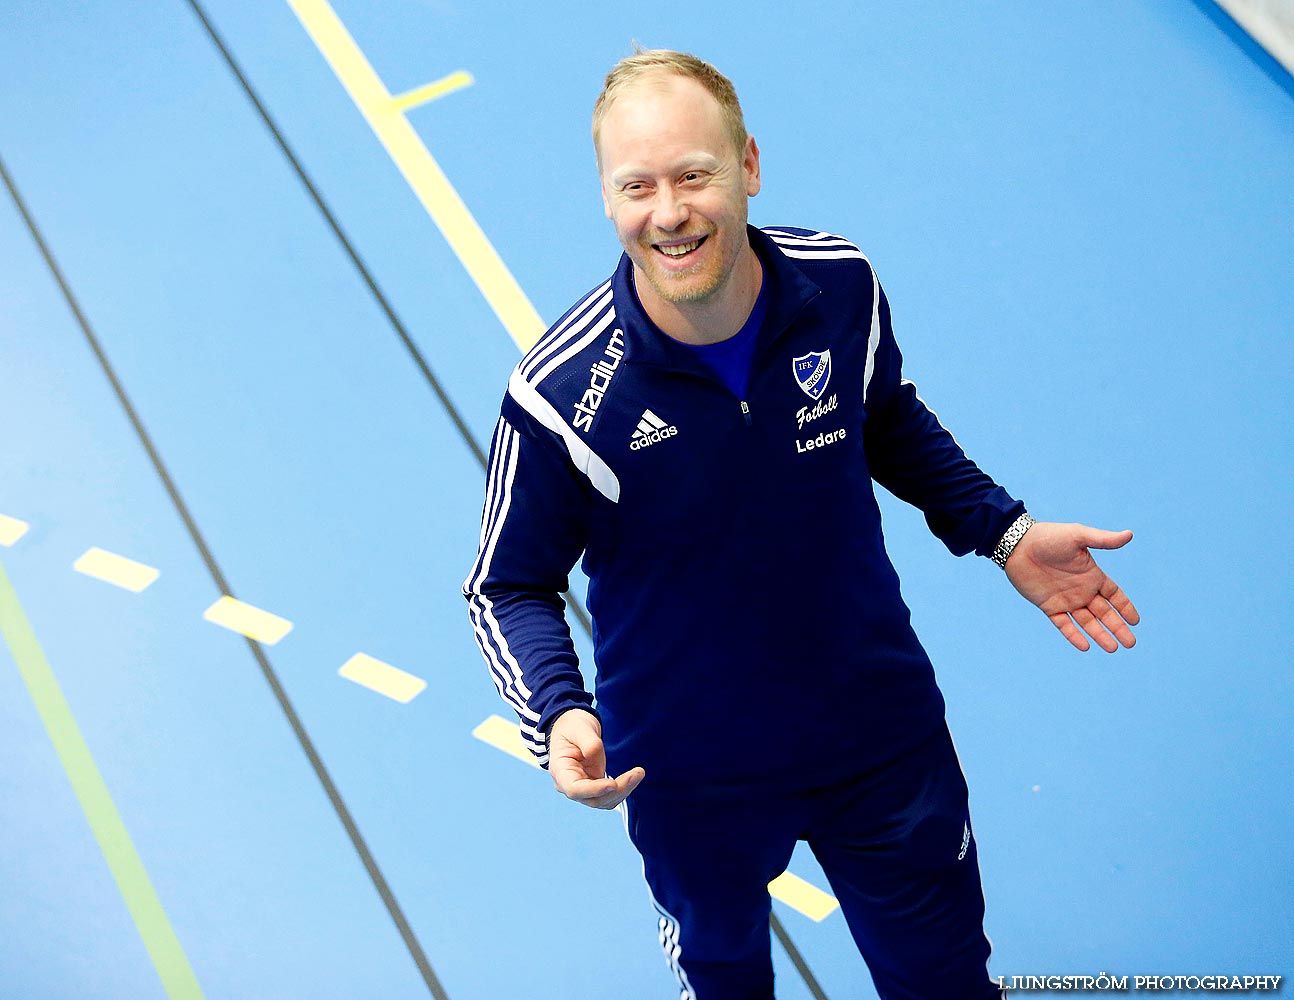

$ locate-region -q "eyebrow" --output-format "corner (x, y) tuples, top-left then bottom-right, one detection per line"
(610, 152), (723, 188)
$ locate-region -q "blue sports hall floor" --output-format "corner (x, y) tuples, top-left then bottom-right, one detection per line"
(2, 2), (1291, 997)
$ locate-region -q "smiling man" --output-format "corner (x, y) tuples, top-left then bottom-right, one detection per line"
(596, 66), (762, 331)
(464, 49), (1139, 1000)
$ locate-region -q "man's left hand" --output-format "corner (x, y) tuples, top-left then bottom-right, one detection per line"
(1004, 522), (1140, 652)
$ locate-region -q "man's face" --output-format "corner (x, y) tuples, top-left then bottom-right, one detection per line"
(597, 73), (760, 307)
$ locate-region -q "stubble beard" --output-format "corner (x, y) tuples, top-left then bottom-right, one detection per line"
(633, 228), (735, 306)
(639, 258), (722, 304)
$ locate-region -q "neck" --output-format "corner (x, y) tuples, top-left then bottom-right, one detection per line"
(636, 245), (763, 346)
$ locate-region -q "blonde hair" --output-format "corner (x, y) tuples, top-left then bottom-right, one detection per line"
(592, 49), (748, 163)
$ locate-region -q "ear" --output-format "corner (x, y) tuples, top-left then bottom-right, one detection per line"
(743, 135), (761, 197)
(600, 176), (613, 220)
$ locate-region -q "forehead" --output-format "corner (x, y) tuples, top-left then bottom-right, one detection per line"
(598, 73), (729, 168)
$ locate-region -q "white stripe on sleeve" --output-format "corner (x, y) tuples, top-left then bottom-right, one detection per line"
(522, 281), (612, 380)
(508, 368), (621, 503)
(862, 265), (882, 404)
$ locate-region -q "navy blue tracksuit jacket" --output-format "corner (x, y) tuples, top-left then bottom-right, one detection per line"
(463, 225), (1023, 788)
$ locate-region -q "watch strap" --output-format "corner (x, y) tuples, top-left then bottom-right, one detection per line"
(991, 513), (1036, 569)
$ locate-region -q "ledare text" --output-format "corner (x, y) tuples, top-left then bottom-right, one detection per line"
(796, 427), (847, 453)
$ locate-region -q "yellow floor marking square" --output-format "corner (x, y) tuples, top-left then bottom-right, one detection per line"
(338, 653), (426, 703)
(472, 714), (539, 768)
(768, 870), (839, 922)
(72, 547), (160, 593)
(0, 514), (30, 547)
(202, 595), (293, 645)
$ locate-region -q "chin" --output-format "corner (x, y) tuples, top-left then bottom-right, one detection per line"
(644, 265), (723, 305)
(660, 283), (721, 305)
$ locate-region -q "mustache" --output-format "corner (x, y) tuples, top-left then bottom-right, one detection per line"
(643, 230), (712, 245)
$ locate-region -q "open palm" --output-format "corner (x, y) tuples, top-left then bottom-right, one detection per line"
(1005, 521), (1139, 652)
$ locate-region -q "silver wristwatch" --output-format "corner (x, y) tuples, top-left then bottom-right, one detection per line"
(990, 513), (1036, 569)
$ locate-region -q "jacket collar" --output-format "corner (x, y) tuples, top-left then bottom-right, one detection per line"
(611, 225), (822, 370)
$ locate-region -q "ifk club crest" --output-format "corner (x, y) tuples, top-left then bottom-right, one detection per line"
(792, 350), (832, 400)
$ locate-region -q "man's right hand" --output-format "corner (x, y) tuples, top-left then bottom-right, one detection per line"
(547, 709), (644, 810)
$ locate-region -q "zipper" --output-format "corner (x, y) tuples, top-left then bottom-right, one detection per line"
(640, 366), (753, 428)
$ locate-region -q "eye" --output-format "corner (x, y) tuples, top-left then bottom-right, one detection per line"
(681, 171), (704, 183)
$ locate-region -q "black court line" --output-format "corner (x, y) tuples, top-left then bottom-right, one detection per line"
(180, 0), (588, 641)
(178, 4), (829, 994)
(0, 154), (451, 1000)
(772, 914), (830, 1000)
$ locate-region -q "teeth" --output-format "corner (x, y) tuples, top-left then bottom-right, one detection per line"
(659, 239), (701, 257)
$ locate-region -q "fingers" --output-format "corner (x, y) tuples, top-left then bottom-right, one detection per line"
(548, 715), (644, 809)
(1050, 593), (1138, 653)
(1093, 593), (1137, 648)
(1102, 581), (1141, 627)
(558, 767), (645, 810)
(1083, 527), (1134, 551)
(1049, 610), (1091, 652)
(583, 767), (646, 809)
(1070, 606), (1119, 653)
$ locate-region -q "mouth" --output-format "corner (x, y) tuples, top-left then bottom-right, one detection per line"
(653, 235), (708, 259)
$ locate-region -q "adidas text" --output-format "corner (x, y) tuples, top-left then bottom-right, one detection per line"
(631, 425), (678, 450)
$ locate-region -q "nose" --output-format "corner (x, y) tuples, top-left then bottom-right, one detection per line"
(651, 186), (689, 232)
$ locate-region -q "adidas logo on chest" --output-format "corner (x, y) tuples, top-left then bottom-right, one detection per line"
(629, 409), (679, 450)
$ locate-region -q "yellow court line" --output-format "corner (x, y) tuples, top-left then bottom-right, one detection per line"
(768, 870), (839, 922)
(0, 513), (30, 547)
(0, 557), (206, 999)
(288, 0), (547, 352)
(73, 547), (161, 593)
(389, 70), (474, 113)
(202, 595), (293, 645)
(338, 652), (426, 703)
(472, 714), (538, 768)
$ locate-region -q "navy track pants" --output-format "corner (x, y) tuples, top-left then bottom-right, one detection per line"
(622, 724), (1002, 999)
